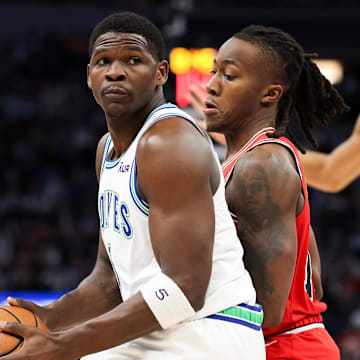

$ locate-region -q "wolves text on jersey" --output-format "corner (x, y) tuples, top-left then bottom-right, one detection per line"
(98, 190), (133, 239)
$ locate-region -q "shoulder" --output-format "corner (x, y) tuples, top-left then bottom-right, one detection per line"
(228, 143), (301, 210)
(137, 116), (213, 167)
(235, 142), (300, 181)
(135, 116), (219, 200)
(95, 132), (110, 182)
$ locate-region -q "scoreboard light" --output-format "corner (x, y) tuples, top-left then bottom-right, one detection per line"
(170, 47), (193, 74)
(169, 47), (217, 107)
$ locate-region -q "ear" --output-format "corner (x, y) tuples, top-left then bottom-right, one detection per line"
(156, 60), (169, 86)
(261, 84), (283, 104)
(87, 64), (92, 89)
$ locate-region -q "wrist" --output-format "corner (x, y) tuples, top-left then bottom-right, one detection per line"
(141, 272), (195, 329)
(44, 301), (62, 331)
(55, 329), (83, 360)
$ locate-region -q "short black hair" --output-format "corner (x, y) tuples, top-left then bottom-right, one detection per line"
(88, 11), (165, 61)
(234, 25), (349, 152)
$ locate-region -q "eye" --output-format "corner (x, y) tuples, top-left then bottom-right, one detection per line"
(97, 58), (110, 66)
(224, 74), (234, 80)
(128, 56), (141, 65)
(210, 69), (217, 75)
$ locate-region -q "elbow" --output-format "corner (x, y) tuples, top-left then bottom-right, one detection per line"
(176, 276), (208, 312)
(262, 308), (284, 328)
(319, 177), (346, 193)
(315, 285), (323, 301)
(184, 283), (207, 312)
(190, 295), (206, 312)
(260, 298), (287, 328)
(316, 289), (323, 301)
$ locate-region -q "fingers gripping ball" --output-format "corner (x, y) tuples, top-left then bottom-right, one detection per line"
(0, 306), (48, 356)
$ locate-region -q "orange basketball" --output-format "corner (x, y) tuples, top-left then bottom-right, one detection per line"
(0, 305), (48, 356)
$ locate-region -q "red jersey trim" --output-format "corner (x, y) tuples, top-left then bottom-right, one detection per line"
(222, 127), (276, 185)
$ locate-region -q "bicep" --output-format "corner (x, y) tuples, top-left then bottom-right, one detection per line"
(136, 121), (216, 301)
(233, 167), (298, 271)
(230, 152), (299, 258)
(147, 174), (215, 279)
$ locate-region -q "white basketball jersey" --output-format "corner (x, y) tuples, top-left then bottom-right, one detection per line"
(98, 103), (256, 320)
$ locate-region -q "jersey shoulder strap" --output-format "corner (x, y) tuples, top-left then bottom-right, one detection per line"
(222, 127), (275, 185)
(100, 133), (113, 178)
(138, 102), (211, 144)
(252, 135), (308, 200)
(222, 129), (307, 201)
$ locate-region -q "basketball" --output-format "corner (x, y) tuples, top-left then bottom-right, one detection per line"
(0, 306), (48, 356)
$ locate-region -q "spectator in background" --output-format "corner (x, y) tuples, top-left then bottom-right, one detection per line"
(337, 305), (360, 359)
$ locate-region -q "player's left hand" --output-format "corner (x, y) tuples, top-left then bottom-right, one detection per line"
(0, 321), (66, 360)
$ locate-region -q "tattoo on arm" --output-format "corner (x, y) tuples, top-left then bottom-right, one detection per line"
(235, 161), (288, 297)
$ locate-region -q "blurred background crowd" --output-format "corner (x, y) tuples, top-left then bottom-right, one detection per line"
(0, 1), (360, 358)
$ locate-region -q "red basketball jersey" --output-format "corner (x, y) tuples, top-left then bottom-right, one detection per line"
(222, 127), (327, 337)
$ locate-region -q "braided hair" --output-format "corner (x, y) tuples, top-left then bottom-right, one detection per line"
(234, 25), (350, 152)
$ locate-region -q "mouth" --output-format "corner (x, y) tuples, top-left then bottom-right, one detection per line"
(203, 99), (219, 115)
(103, 86), (129, 98)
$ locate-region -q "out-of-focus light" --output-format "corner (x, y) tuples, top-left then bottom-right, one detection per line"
(170, 47), (192, 74)
(191, 48), (216, 74)
(170, 47), (216, 75)
(313, 59), (344, 85)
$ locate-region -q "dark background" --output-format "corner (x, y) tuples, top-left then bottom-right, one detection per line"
(0, 1), (359, 357)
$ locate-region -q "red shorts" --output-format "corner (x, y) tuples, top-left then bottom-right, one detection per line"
(265, 324), (340, 360)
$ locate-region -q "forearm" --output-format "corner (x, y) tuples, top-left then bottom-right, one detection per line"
(58, 293), (160, 359)
(46, 270), (121, 331)
(242, 237), (295, 328)
(301, 137), (360, 192)
(300, 151), (330, 190)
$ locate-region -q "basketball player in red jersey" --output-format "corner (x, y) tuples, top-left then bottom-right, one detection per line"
(202, 25), (349, 359)
(190, 87), (360, 194)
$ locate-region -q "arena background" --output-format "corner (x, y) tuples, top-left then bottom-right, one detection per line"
(0, 1), (359, 357)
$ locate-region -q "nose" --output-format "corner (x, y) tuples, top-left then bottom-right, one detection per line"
(106, 61), (126, 81)
(205, 73), (219, 96)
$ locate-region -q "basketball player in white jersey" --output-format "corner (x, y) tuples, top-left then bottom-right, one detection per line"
(0, 12), (265, 360)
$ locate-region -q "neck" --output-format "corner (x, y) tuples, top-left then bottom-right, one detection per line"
(106, 92), (166, 159)
(224, 115), (275, 162)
